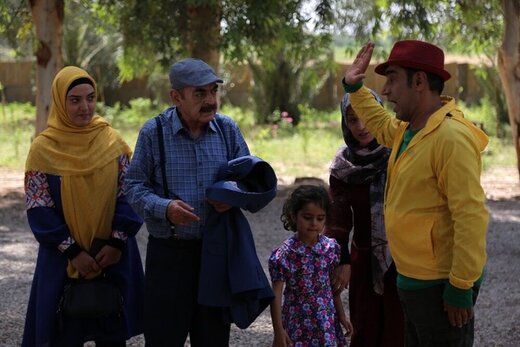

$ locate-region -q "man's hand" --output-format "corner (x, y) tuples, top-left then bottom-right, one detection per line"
(207, 199), (232, 213)
(344, 42), (375, 85)
(331, 264), (351, 295)
(166, 199), (200, 225)
(444, 303), (474, 327)
(95, 245), (122, 268)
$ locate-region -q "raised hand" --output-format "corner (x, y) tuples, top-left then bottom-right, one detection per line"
(344, 42), (375, 85)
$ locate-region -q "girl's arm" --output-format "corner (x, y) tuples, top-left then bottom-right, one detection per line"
(270, 280), (292, 347)
(334, 292), (353, 337)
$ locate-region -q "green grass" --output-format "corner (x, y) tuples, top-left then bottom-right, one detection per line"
(248, 129), (342, 183)
(0, 102), (35, 170)
(482, 137), (517, 171)
(0, 101), (516, 183)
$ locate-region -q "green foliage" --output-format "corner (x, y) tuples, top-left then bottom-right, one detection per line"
(98, 97), (168, 129)
(336, 0), (503, 57)
(482, 137), (517, 171)
(247, 40), (335, 124)
(0, 0), (32, 59)
(0, 102), (35, 169)
(458, 98), (503, 138)
(219, 104), (256, 132)
(62, 1), (125, 101)
(95, 0), (336, 76)
(0, 101), (515, 180)
(229, 1), (336, 125)
(92, 0), (338, 126)
(471, 64), (509, 137)
(96, 0), (214, 76)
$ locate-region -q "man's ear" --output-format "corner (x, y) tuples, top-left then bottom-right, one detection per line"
(414, 71), (428, 91)
(170, 89), (180, 104)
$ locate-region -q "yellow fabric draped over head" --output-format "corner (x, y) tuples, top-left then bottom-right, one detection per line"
(25, 66), (132, 278)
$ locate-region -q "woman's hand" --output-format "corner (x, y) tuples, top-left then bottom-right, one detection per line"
(331, 264), (351, 294)
(95, 245), (122, 268)
(341, 318), (354, 337)
(207, 199), (232, 213)
(272, 330), (293, 347)
(70, 250), (101, 277)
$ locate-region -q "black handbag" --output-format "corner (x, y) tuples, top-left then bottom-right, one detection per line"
(58, 275), (123, 318)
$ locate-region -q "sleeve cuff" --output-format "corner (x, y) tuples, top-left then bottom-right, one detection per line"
(337, 238), (351, 265)
(341, 78), (363, 93)
(63, 242), (82, 260)
(443, 283), (474, 308)
(106, 237), (126, 252)
(157, 198), (172, 221)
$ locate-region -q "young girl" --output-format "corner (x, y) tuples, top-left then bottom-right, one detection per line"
(269, 184), (353, 347)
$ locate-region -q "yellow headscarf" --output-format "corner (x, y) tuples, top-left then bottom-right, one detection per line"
(25, 66), (132, 278)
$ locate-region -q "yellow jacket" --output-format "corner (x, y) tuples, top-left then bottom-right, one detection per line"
(350, 86), (489, 291)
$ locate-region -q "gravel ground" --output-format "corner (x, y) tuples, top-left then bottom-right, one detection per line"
(1, 167), (519, 347)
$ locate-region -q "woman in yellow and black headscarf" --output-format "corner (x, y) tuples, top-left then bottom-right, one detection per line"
(22, 66), (144, 347)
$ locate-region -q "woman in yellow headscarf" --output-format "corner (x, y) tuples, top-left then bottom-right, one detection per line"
(22, 66), (144, 347)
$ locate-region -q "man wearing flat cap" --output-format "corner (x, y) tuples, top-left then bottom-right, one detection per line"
(125, 58), (251, 346)
(341, 41), (489, 346)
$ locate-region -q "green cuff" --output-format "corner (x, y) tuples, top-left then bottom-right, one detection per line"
(341, 78), (363, 93)
(443, 283), (473, 308)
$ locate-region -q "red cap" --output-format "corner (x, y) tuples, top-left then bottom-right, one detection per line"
(375, 40), (451, 81)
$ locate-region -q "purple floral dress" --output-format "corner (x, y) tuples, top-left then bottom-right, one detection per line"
(269, 234), (346, 347)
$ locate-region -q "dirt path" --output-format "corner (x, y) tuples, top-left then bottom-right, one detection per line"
(1, 167), (519, 346)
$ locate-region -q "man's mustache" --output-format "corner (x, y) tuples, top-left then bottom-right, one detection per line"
(201, 105), (217, 113)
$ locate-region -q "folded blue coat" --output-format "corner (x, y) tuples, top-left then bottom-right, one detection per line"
(198, 155), (277, 329)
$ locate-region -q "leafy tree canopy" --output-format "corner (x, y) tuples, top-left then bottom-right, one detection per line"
(333, 0), (503, 59)
(95, 0), (336, 79)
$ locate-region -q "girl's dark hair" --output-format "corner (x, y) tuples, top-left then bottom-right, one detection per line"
(280, 184), (330, 232)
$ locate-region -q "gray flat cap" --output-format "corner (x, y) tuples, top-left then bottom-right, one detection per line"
(169, 58), (223, 89)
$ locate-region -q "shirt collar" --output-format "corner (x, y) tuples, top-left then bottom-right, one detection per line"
(284, 234), (332, 256)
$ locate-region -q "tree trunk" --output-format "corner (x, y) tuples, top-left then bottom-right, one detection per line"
(185, 2), (222, 72)
(29, 0), (64, 136)
(497, 0), (520, 181)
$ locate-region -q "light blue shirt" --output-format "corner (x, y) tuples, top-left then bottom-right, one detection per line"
(125, 106), (250, 239)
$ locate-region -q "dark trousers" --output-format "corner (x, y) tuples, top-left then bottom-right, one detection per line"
(398, 284), (478, 347)
(92, 342), (125, 347)
(144, 235), (230, 347)
(349, 245), (405, 347)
